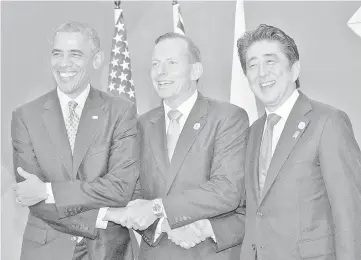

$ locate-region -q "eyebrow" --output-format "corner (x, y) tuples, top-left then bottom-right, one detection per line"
(247, 53), (279, 63)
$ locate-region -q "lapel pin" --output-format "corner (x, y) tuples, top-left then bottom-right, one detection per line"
(293, 131), (300, 139)
(92, 116), (98, 120)
(193, 123), (200, 130)
(298, 121), (306, 130)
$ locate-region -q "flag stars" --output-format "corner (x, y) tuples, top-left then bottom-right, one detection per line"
(109, 70), (117, 79)
(118, 85), (126, 94)
(122, 49), (130, 59)
(112, 46), (121, 55)
(115, 21), (125, 31)
(127, 89), (135, 98)
(108, 82), (116, 92)
(113, 33), (123, 44)
(120, 60), (129, 70)
(119, 72), (128, 82)
(129, 79), (134, 86)
(111, 58), (119, 67)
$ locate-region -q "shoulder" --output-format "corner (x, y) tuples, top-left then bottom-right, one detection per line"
(205, 96), (249, 121)
(13, 90), (54, 118)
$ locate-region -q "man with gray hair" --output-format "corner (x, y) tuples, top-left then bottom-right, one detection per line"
(237, 24), (361, 260)
(104, 32), (249, 260)
(12, 21), (140, 260)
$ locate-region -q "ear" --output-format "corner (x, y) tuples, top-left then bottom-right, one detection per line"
(190, 62), (203, 81)
(291, 60), (300, 83)
(92, 51), (104, 70)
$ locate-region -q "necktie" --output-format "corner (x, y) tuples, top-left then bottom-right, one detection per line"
(259, 113), (281, 196)
(167, 109), (182, 161)
(65, 101), (80, 154)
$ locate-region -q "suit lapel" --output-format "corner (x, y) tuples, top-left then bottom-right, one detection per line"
(247, 114), (266, 205)
(260, 93), (312, 203)
(165, 94), (208, 194)
(42, 89), (73, 178)
(149, 107), (170, 195)
(72, 87), (105, 179)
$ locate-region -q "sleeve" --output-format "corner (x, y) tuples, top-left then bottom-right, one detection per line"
(11, 108), (98, 238)
(319, 110), (361, 260)
(162, 107), (249, 229)
(50, 103), (141, 217)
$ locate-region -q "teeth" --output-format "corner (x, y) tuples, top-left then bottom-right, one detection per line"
(158, 81), (173, 85)
(60, 72), (76, 78)
(260, 80), (275, 87)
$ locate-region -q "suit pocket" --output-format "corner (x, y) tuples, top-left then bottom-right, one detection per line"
(23, 224), (47, 244)
(298, 234), (335, 259)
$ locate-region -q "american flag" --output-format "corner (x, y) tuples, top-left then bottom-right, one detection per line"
(173, 0), (185, 35)
(107, 1), (136, 105)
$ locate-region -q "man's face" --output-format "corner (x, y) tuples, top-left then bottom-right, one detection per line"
(50, 32), (94, 96)
(245, 40), (299, 111)
(150, 38), (195, 103)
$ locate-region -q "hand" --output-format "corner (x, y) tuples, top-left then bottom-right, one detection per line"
(12, 167), (48, 206)
(103, 207), (130, 226)
(166, 220), (207, 249)
(126, 200), (157, 231)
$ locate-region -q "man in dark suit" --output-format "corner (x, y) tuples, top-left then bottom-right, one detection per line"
(237, 24), (361, 260)
(104, 32), (249, 260)
(12, 21), (140, 260)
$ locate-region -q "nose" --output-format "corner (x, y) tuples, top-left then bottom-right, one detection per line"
(258, 62), (268, 78)
(59, 54), (72, 68)
(157, 63), (167, 77)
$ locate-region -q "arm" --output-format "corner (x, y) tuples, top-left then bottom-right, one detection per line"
(11, 109), (98, 238)
(319, 110), (361, 260)
(162, 108), (249, 228)
(51, 103), (140, 216)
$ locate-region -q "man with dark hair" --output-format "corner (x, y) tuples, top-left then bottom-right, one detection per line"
(12, 21), (140, 260)
(238, 24), (361, 260)
(105, 32), (249, 260)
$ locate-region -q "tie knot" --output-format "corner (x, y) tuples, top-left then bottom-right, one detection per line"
(68, 101), (78, 111)
(267, 113), (281, 128)
(168, 109), (182, 122)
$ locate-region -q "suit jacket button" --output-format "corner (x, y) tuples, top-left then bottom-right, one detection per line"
(70, 236), (77, 242)
(256, 211), (263, 217)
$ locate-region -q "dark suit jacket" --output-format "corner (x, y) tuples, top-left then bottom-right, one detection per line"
(11, 87), (140, 260)
(240, 92), (361, 260)
(136, 93), (249, 260)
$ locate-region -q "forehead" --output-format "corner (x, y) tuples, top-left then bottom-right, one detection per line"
(52, 32), (90, 51)
(152, 38), (189, 59)
(246, 40), (286, 60)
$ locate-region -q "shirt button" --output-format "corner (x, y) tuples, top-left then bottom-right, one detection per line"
(70, 236), (77, 241)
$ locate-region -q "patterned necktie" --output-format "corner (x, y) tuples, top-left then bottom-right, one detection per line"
(259, 113), (281, 196)
(65, 101), (80, 154)
(167, 109), (183, 161)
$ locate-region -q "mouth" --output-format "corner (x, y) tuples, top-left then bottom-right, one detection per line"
(157, 80), (174, 87)
(260, 80), (276, 88)
(58, 71), (77, 82)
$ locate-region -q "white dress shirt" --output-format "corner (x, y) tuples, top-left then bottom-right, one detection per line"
(264, 89), (300, 155)
(45, 85), (108, 243)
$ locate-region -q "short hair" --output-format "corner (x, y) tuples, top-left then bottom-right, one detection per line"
(155, 32), (201, 63)
(51, 21), (100, 54)
(237, 24), (300, 88)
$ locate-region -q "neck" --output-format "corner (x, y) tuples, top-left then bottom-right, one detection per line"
(165, 88), (196, 109)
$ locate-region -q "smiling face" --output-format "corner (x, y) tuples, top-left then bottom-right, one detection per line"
(50, 32), (95, 98)
(245, 40), (300, 112)
(150, 38), (201, 108)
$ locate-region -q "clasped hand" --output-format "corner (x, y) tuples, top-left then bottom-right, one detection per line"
(103, 199), (156, 231)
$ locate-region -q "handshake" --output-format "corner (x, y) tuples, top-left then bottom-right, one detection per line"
(103, 199), (214, 249)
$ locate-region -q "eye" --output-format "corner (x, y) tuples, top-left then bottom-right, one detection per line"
(168, 60), (177, 65)
(267, 60), (276, 65)
(248, 63), (257, 69)
(152, 61), (158, 67)
(71, 53), (83, 58)
(51, 52), (62, 57)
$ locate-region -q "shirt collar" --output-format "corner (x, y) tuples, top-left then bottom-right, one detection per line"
(163, 90), (198, 119)
(57, 84), (91, 110)
(265, 89), (299, 121)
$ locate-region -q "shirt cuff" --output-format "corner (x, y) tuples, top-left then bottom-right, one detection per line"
(159, 199), (168, 218)
(96, 207), (109, 229)
(204, 219), (216, 242)
(45, 183), (55, 204)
